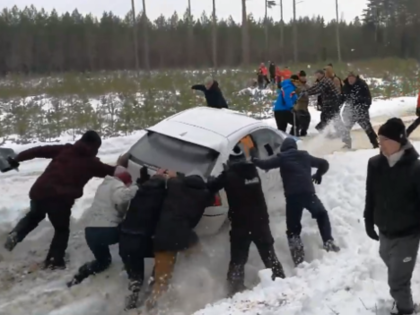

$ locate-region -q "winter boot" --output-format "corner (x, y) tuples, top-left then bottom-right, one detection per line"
(287, 235), (305, 267)
(67, 261), (96, 287)
(323, 240), (340, 252)
(227, 263), (247, 297)
(390, 301), (418, 315)
(125, 280), (143, 310)
(44, 257), (66, 270)
(4, 232), (18, 251)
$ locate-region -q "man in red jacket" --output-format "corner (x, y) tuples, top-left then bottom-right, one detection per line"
(4, 130), (117, 269)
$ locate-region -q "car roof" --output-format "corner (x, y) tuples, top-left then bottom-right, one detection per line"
(162, 107), (261, 137)
(147, 107), (266, 151)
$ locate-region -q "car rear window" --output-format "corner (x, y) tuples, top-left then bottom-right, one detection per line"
(129, 131), (219, 177)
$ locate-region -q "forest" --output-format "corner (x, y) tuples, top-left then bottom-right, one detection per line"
(0, 0), (419, 74)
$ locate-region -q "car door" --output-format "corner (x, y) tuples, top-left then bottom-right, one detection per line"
(249, 128), (284, 204)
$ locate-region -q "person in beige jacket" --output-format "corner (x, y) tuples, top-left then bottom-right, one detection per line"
(293, 71), (311, 136)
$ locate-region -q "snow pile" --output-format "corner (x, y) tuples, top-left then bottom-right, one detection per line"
(0, 97), (419, 314)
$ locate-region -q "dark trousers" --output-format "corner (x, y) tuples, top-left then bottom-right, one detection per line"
(315, 106), (338, 132)
(340, 105), (378, 148)
(73, 227), (119, 283)
(274, 110), (294, 133)
(263, 75), (270, 88)
(379, 233), (420, 314)
(119, 233), (154, 290)
(285, 193), (332, 243)
(295, 110), (311, 136)
(407, 117), (420, 136)
(227, 226), (284, 293)
(12, 199), (73, 264)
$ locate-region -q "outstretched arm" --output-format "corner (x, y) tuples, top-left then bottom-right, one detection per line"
(207, 171), (227, 193)
(252, 155), (281, 171)
(192, 84), (206, 91)
(15, 144), (68, 162)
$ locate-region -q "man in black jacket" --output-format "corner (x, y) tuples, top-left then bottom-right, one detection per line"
(364, 118), (420, 315)
(207, 145), (285, 296)
(191, 77), (228, 109)
(144, 170), (214, 311)
(252, 138), (340, 266)
(119, 167), (167, 310)
(341, 72), (378, 149)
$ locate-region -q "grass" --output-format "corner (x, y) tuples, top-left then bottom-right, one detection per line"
(0, 58), (418, 143)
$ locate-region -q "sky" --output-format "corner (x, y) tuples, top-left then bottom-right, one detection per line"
(4, 0), (368, 23)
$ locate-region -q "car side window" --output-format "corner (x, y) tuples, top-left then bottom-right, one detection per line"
(236, 134), (257, 158)
(250, 129), (283, 159)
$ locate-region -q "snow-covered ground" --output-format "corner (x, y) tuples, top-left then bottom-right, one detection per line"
(0, 96), (419, 315)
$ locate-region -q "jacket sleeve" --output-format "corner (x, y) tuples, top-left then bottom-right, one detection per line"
(361, 81), (372, 106)
(363, 160), (375, 222)
(309, 155), (329, 175)
(192, 84), (206, 91)
(417, 91), (420, 109)
(15, 145), (67, 162)
(305, 81), (324, 96)
(207, 171), (227, 193)
(253, 156), (282, 170)
(111, 182), (139, 206)
(90, 158), (117, 178)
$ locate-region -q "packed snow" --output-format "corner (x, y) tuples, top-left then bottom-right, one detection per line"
(0, 96), (419, 315)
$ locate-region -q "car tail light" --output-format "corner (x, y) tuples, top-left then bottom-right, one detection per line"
(213, 193), (222, 207)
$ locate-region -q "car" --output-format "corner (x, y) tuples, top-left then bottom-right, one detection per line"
(0, 148), (17, 173)
(118, 107), (296, 236)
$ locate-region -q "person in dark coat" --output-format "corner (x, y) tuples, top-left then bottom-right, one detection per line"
(341, 72), (378, 149)
(207, 145), (285, 296)
(364, 118), (420, 315)
(268, 61), (276, 84)
(144, 170), (213, 311)
(303, 70), (342, 132)
(252, 138), (340, 267)
(119, 167), (167, 310)
(4, 130), (116, 269)
(191, 77), (228, 109)
(294, 71), (311, 137)
(406, 89), (420, 136)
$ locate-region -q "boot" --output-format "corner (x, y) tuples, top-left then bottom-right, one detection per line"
(125, 280), (143, 310)
(323, 240), (340, 252)
(227, 263), (247, 297)
(44, 257), (66, 270)
(4, 232), (18, 251)
(287, 235), (305, 266)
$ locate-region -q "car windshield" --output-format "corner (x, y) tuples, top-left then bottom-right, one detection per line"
(129, 131), (219, 177)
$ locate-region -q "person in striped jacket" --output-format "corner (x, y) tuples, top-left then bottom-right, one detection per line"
(406, 90), (420, 136)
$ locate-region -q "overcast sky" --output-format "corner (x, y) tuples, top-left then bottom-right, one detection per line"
(4, 0), (368, 23)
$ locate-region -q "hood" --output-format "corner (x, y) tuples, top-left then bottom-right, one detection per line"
(230, 161), (258, 180)
(73, 140), (99, 157)
(343, 76), (361, 86)
(209, 80), (219, 90)
(281, 79), (295, 89)
(281, 137), (297, 152)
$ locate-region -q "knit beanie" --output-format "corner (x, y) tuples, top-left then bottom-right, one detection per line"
(115, 171), (132, 186)
(298, 70), (306, 77)
(229, 145), (246, 163)
(378, 118), (407, 145)
(80, 130), (102, 147)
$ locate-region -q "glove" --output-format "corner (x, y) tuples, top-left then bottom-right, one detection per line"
(312, 173), (322, 184)
(364, 219), (379, 241)
(416, 107), (420, 117)
(7, 157), (19, 170)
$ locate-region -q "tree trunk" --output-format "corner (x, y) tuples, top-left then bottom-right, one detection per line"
(241, 0), (250, 65)
(142, 0), (150, 71)
(264, 0), (269, 60)
(293, 0), (298, 62)
(131, 0), (140, 75)
(187, 0), (194, 67)
(280, 0), (284, 62)
(335, 0), (342, 62)
(212, 0), (217, 70)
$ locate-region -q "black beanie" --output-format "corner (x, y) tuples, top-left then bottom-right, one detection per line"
(299, 70), (306, 77)
(229, 145), (246, 162)
(80, 130), (102, 147)
(378, 118), (407, 144)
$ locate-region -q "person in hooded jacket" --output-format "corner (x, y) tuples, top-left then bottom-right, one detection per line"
(269, 61), (276, 84)
(191, 77), (228, 109)
(341, 72), (378, 149)
(144, 170), (214, 311)
(4, 130), (117, 269)
(273, 75), (299, 133)
(406, 89), (420, 136)
(207, 145), (285, 296)
(119, 167), (167, 310)
(364, 118), (420, 315)
(252, 138), (340, 266)
(67, 167), (138, 287)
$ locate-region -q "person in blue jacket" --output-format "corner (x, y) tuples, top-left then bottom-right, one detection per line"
(273, 75), (299, 133)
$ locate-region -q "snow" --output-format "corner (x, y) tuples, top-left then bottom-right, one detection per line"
(0, 96), (419, 315)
